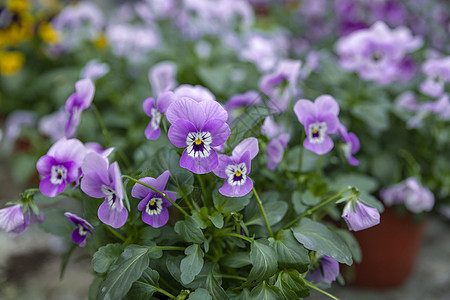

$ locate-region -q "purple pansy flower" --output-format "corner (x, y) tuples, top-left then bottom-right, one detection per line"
(143, 91), (174, 140)
(166, 97), (231, 174)
(380, 177), (434, 214)
(342, 200), (380, 231)
(131, 171), (176, 228)
(395, 91), (419, 112)
(81, 59), (110, 80)
(80, 152), (127, 228)
(37, 138), (86, 197)
(336, 124), (360, 166)
(0, 205), (44, 235)
(224, 90), (261, 124)
(173, 84), (216, 102)
(65, 78), (95, 138)
(148, 61), (177, 96)
(85, 142), (114, 157)
(260, 59), (302, 114)
(213, 137), (259, 197)
(419, 56), (450, 98)
(306, 256), (339, 285)
(293, 95), (340, 155)
(64, 212), (93, 247)
(38, 109), (68, 142)
(261, 117), (290, 170)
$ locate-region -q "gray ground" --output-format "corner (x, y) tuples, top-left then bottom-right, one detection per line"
(0, 158), (449, 300)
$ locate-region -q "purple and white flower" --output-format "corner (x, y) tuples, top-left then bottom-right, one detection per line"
(64, 212), (93, 247)
(293, 95), (340, 155)
(80, 152), (127, 228)
(81, 59), (110, 80)
(148, 61), (177, 96)
(131, 170), (176, 228)
(213, 137), (259, 197)
(0, 205), (44, 235)
(261, 117), (290, 170)
(260, 59), (301, 113)
(420, 56), (450, 98)
(37, 138), (86, 197)
(65, 79), (95, 138)
(380, 177), (435, 213)
(342, 200), (380, 231)
(306, 256), (339, 285)
(166, 96), (230, 174)
(143, 91), (174, 140)
(336, 124), (360, 166)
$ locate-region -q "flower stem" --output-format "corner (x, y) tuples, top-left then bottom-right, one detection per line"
(252, 187), (274, 238)
(220, 232), (253, 243)
(304, 280), (340, 300)
(283, 188), (353, 229)
(179, 189), (194, 212)
(122, 175), (189, 217)
(135, 281), (176, 299)
(196, 174), (210, 208)
(298, 129), (305, 175)
(106, 226), (126, 241)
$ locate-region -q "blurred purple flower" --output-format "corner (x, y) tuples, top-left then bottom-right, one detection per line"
(85, 142), (114, 157)
(420, 56), (450, 98)
(224, 90), (261, 123)
(260, 59), (301, 114)
(143, 91), (175, 140)
(213, 137), (259, 197)
(39, 109), (68, 142)
(64, 212), (93, 247)
(80, 152), (127, 228)
(294, 95), (340, 155)
(342, 201), (380, 231)
(131, 171), (176, 228)
(173, 84), (216, 102)
(301, 51), (321, 79)
(166, 97), (230, 174)
(37, 138), (86, 197)
(380, 177), (434, 213)
(81, 59), (110, 80)
(0, 205), (44, 235)
(261, 117), (290, 170)
(395, 91), (418, 112)
(1, 110), (36, 153)
(306, 256), (339, 285)
(65, 79), (95, 138)
(148, 61), (177, 96)
(337, 124), (360, 166)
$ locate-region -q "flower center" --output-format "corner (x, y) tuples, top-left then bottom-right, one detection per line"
(225, 163), (247, 186)
(372, 51), (382, 62)
(145, 197), (163, 216)
(150, 108), (162, 130)
(78, 224), (88, 236)
(186, 131), (212, 158)
(50, 165), (68, 184)
(308, 122), (327, 144)
(101, 185), (118, 209)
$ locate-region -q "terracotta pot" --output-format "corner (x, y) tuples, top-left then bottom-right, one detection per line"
(350, 206), (427, 289)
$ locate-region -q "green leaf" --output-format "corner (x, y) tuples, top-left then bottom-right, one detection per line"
(330, 173), (379, 194)
(220, 252), (251, 268)
(228, 106), (270, 149)
(180, 244), (205, 285)
(127, 268), (160, 300)
(271, 230), (309, 272)
(205, 268), (228, 300)
(98, 244), (150, 300)
(249, 282), (283, 300)
(189, 288), (212, 300)
(351, 103), (389, 133)
(88, 277), (103, 300)
(359, 191), (384, 213)
(291, 191), (308, 215)
(208, 211), (224, 229)
(174, 216), (205, 244)
(92, 243), (123, 273)
(275, 270), (309, 299)
(248, 239), (278, 283)
(291, 218), (353, 265)
(334, 229), (362, 264)
(300, 190), (321, 206)
(213, 188), (252, 214)
(191, 207), (209, 229)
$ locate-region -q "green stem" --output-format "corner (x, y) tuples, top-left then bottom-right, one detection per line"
(252, 187), (274, 238)
(122, 175), (189, 217)
(220, 233), (253, 243)
(304, 280), (340, 300)
(106, 226), (126, 241)
(218, 274), (247, 281)
(152, 246), (186, 252)
(283, 188), (353, 229)
(180, 189), (194, 211)
(298, 130), (305, 175)
(196, 174), (210, 208)
(135, 281), (176, 299)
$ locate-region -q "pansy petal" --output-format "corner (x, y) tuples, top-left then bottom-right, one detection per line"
(180, 148), (218, 174)
(303, 135), (334, 155)
(157, 91), (175, 114)
(40, 177), (66, 197)
(81, 172), (108, 198)
(201, 119), (231, 147)
(145, 122), (161, 140)
(294, 99), (316, 125)
(199, 99), (228, 122)
(75, 78), (95, 110)
(36, 155), (56, 176)
(71, 229), (87, 246)
(213, 155), (234, 178)
(109, 162), (123, 200)
(98, 200), (128, 228)
(137, 196), (151, 211)
(154, 171), (170, 192)
(161, 191), (176, 207)
(315, 95), (339, 116)
(143, 97), (156, 116)
(0, 205), (24, 233)
(266, 139), (284, 170)
(219, 177), (253, 198)
(132, 176), (166, 199)
(319, 113), (340, 134)
(50, 138), (86, 165)
(81, 152), (109, 179)
(232, 137), (259, 160)
(168, 119), (197, 147)
(142, 208), (169, 228)
(348, 132), (360, 154)
(166, 97), (206, 127)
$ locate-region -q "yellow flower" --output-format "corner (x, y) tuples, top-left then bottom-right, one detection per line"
(93, 33), (108, 50)
(7, 0), (30, 14)
(0, 51), (25, 76)
(39, 22), (60, 44)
